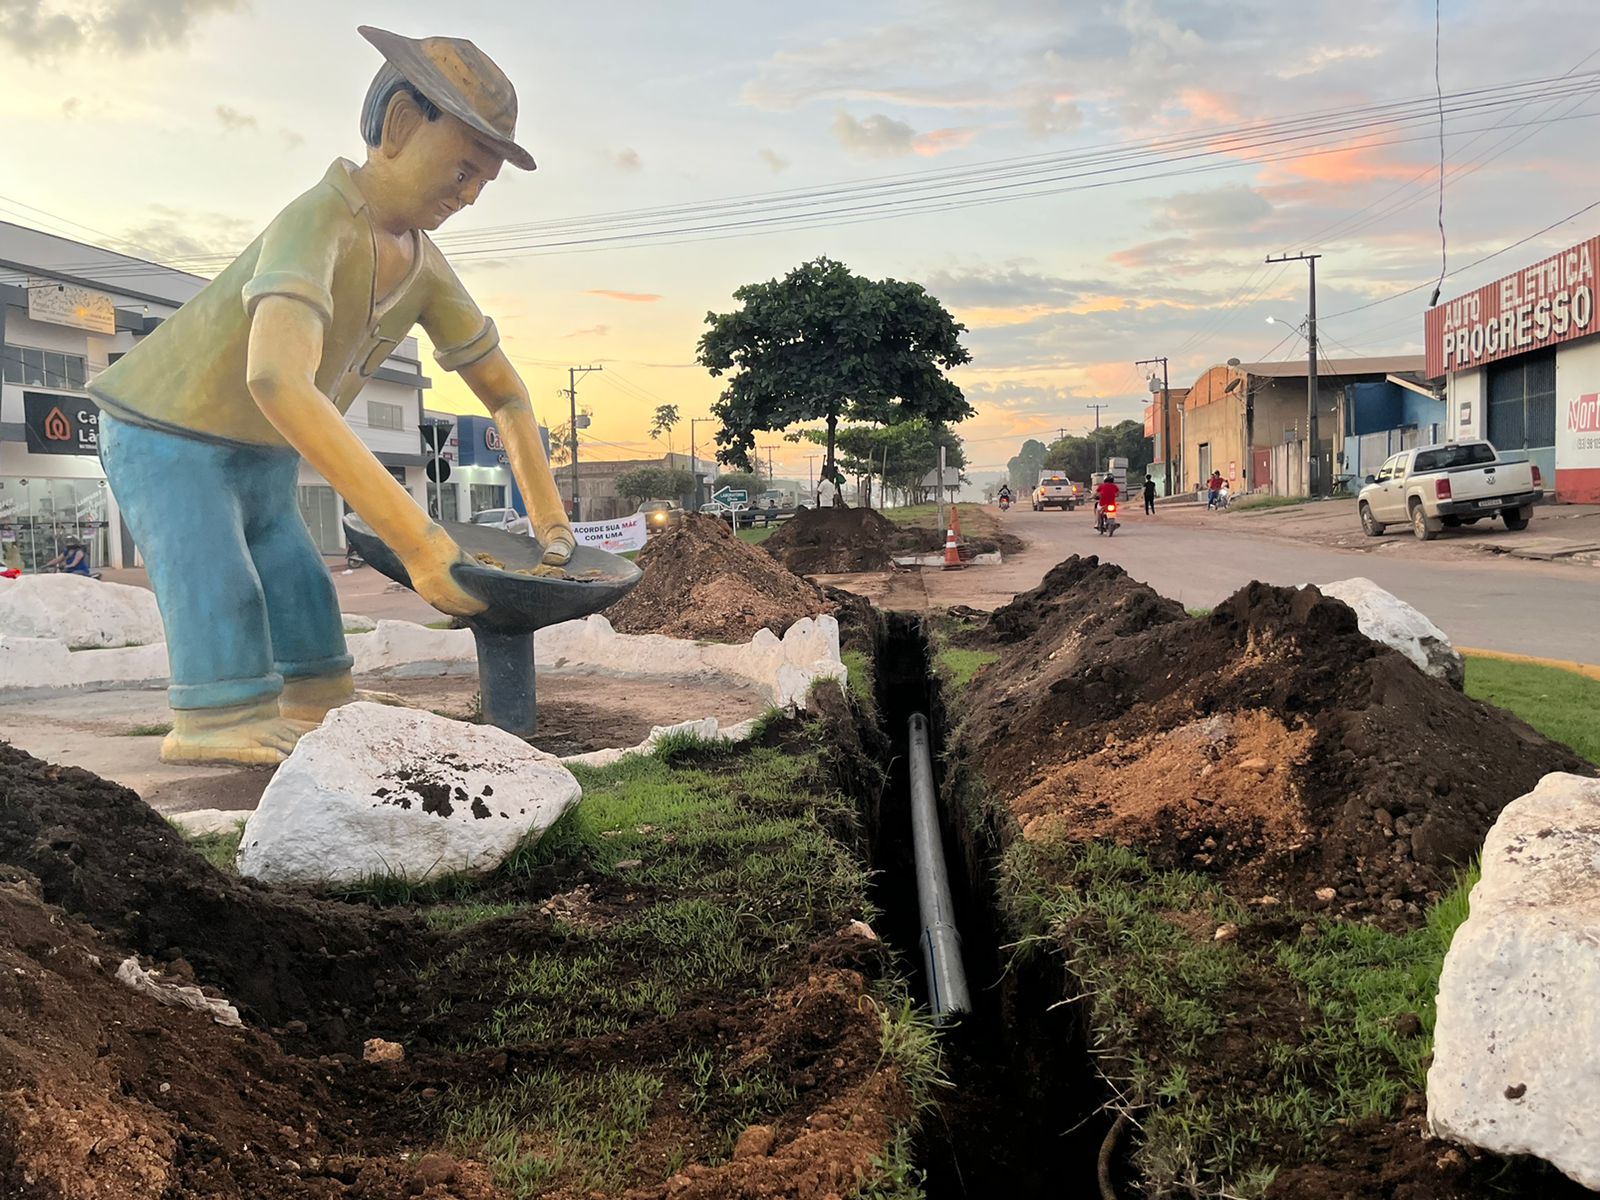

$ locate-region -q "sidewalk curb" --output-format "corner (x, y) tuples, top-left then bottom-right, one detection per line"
(1459, 647), (1600, 680)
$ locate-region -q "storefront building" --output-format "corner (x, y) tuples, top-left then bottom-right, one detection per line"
(1427, 232), (1600, 502)
(419, 409), (516, 523)
(0, 220), (431, 567)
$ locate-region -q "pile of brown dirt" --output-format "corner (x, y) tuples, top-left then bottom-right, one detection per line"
(958, 556), (1591, 914)
(606, 513), (835, 641)
(762, 507), (900, 574)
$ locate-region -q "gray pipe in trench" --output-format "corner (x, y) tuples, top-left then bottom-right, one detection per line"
(908, 712), (971, 1019)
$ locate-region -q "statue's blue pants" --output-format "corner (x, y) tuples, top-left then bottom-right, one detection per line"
(99, 413), (352, 710)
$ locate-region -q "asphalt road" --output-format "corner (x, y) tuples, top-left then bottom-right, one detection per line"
(993, 505), (1600, 665)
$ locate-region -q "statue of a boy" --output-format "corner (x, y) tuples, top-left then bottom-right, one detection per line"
(92, 27), (573, 766)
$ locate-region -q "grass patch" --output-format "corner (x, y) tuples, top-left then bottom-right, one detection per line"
(425, 734), (914, 1194)
(1185, 607), (1212, 619)
(1464, 653), (1600, 765)
(997, 818), (1480, 1196)
(841, 647), (878, 715)
(173, 823), (243, 873)
(118, 722), (172, 737)
(933, 647), (999, 691)
(425, 619), (455, 630)
(434, 1065), (666, 1194)
(735, 524), (777, 544)
(1231, 495), (1312, 513)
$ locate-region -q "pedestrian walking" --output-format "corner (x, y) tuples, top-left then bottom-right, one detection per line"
(1142, 475), (1156, 515)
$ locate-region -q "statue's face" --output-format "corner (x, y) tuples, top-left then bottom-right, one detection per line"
(386, 110), (505, 231)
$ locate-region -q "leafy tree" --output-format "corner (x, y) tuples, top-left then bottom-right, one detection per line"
(697, 256), (973, 502)
(712, 471), (763, 497)
(648, 404), (680, 456)
(790, 418), (966, 506)
(1007, 439), (1048, 492)
(615, 466), (694, 505)
(1043, 419), (1149, 480)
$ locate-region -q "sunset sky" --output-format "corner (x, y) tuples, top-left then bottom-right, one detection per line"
(2, 0), (1595, 475)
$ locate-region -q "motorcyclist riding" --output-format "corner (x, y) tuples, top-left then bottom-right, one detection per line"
(1094, 476), (1120, 531)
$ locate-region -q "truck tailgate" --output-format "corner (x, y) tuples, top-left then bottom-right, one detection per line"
(1438, 462), (1535, 501)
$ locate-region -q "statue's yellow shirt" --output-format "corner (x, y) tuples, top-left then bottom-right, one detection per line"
(90, 159), (499, 448)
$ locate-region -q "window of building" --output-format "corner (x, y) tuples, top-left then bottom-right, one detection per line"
(368, 400), (405, 431)
(470, 484), (506, 515)
(2, 346), (87, 390)
(1487, 348), (1557, 452)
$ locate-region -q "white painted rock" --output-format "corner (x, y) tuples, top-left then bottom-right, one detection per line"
(1428, 772), (1600, 1188)
(0, 574), (165, 649)
(1319, 577), (1464, 688)
(237, 703), (581, 887)
(340, 612), (377, 634)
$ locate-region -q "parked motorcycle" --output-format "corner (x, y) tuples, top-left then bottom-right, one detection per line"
(1095, 501), (1121, 537)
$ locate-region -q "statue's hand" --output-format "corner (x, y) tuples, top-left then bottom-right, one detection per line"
(541, 527), (576, 567)
(406, 525), (488, 618)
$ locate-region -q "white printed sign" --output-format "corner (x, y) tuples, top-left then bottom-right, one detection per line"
(572, 512), (648, 553)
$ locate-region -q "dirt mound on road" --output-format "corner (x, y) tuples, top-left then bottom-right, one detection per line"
(605, 513), (835, 642)
(959, 557), (1591, 915)
(762, 506), (900, 574)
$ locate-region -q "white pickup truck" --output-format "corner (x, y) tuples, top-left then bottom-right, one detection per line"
(1031, 471), (1080, 511)
(1357, 441), (1544, 541)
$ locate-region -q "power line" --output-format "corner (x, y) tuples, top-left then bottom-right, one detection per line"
(1322, 195), (1600, 320)
(5, 71), (1600, 284)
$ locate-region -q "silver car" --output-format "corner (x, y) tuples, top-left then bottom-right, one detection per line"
(470, 507), (531, 536)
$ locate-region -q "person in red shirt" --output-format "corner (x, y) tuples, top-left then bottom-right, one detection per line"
(1095, 476), (1121, 529)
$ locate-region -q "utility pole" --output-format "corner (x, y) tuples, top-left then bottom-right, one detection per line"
(806, 455), (817, 504)
(689, 416), (711, 510)
(1265, 253), (1321, 497)
(759, 444), (778, 485)
(1085, 403), (1107, 473)
(566, 364), (602, 520)
(1136, 357), (1171, 496)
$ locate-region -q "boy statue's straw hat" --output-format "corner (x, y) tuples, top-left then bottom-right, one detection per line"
(358, 25), (537, 170)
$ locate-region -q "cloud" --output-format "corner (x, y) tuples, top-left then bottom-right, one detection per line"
(613, 147), (642, 171)
(913, 126), (977, 156)
(60, 95), (81, 119)
(1023, 96), (1081, 137)
(758, 148), (789, 174)
(0, 0), (242, 60)
(832, 112), (975, 159)
(119, 204), (256, 261)
(563, 324), (610, 339)
(214, 104), (257, 134)
(584, 289), (662, 303)
(1149, 184), (1272, 232)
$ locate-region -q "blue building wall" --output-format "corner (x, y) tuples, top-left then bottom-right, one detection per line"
(1341, 383), (1448, 480)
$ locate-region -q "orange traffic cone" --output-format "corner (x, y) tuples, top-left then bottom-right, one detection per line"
(949, 503), (963, 541)
(942, 528), (965, 570)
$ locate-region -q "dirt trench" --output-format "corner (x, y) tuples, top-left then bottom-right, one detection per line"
(850, 613), (1107, 1197)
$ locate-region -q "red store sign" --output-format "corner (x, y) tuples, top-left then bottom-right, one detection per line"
(1425, 234), (1599, 377)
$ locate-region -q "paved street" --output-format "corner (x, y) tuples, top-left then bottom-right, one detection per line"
(824, 504), (1600, 667)
(982, 506), (1600, 665)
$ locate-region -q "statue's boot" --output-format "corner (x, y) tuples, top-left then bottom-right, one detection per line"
(279, 669), (411, 724)
(161, 700), (316, 766)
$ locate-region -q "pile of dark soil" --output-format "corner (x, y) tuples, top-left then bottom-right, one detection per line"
(0, 732), (906, 1199)
(762, 506), (901, 574)
(959, 556), (1590, 913)
(606, 513), (834, 641)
